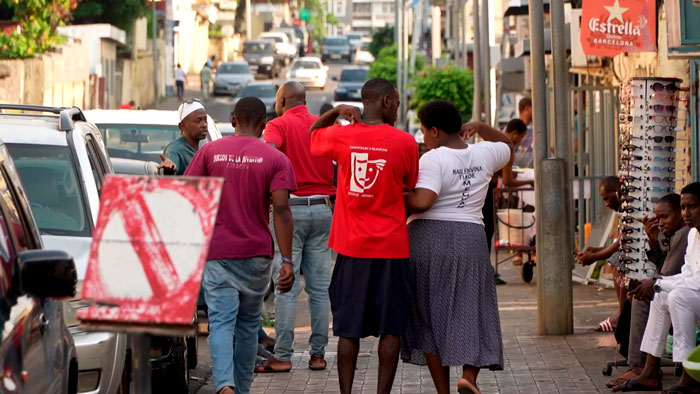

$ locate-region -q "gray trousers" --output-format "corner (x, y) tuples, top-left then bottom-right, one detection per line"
(628, 298), (651, 367)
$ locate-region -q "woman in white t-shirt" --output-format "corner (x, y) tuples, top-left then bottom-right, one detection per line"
(401, 100), (513, 394)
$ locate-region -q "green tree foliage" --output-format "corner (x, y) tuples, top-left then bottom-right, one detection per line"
(368, 44), (426, 86)
(0, 0), (76, 59)
(304, 0), (327, 47)
(72, 0), (146, 33)
(368, 26), (393, 57)
(411, 65), (474, 122)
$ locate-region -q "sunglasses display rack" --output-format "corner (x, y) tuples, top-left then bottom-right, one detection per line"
(618, 77), (683, 281)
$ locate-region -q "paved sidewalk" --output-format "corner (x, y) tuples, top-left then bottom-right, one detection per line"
(188, 261), (684, 394)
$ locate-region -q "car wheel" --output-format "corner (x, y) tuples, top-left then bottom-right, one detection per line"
(68, 359), (78, 394)
(167, 340), (189, 394)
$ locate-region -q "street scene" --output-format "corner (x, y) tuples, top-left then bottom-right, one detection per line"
(1, 0), (700, 394)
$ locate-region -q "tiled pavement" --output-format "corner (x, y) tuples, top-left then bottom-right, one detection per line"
(189, 261), (684, 393)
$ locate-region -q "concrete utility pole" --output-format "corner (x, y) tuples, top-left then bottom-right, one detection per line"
(395, 0), (403, 127)
(528, 0), (574, 335)
(431, 5), (441, 66)
(152, 1), (158, 103)
(402, 2), (409, 129)
(246, 0), (252, 39)
(479, 0), (490, 125)
(471, 0), (481, 122)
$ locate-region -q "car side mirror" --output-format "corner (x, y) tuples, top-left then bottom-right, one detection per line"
(19, 250), (77, 299)
(331, 76), (338, 81)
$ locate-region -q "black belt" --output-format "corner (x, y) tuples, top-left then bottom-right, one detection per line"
(289, 197), (330, 206)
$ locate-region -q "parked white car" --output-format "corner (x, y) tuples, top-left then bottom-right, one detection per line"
(84, 109), (222, 163)
(0, 106), (127, 394)
(259, 32), (297, 63)
(285, 57), (329, 89)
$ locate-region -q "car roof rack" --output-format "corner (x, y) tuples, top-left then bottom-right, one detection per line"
(0, 104), (87, 131)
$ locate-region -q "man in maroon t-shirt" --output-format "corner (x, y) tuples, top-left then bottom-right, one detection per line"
(256, 82), (336, 372)
(310, 78), (419, 394)
(185, 97), (297, 394)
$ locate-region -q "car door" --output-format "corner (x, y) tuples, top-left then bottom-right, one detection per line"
(0, 159), (59, 394)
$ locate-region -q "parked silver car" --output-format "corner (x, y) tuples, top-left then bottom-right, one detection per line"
(213, 61), (254, 96)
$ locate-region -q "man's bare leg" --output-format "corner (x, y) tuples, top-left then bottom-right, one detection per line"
(377, 335), (400, 394)
(338, 337), (360, 394)
(613, 354), (661, 391)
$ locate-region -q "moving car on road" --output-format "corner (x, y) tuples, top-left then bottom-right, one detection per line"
(233, 82), (279, 121)
(259, 32), (297, 64)
(84, 109), (222, 163)
(354, 39), (375, 65)
(213, 61), (254, 96)
(344, 32), (364, 49)
(243, 40), (280, 79)
(321, 36), (352, 63)
(0, 105), (127, 394)
(0, 131), (78, 394)
(285, 57), (329, 90)
(333, 66), (369, 101)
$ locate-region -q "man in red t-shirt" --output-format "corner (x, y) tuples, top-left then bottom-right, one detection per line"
(257, 82), (336, 372)
(310, 78), (419, 394)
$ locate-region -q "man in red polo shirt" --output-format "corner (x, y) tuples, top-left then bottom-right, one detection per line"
(256, 81), (336, 372)
(309, 78), (419, 394)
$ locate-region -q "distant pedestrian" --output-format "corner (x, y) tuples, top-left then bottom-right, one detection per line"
(403, 104), (512, 394)
(256, 82), (335, 373)
(206, 55), (216, 68)
(163, 100), (209, 175)
(119, 100), (135, 110)
(319, 102), (334, 116)
(310, 78), (419, 394)
(514, 97), (533, 168)
(201, 64), (212, 101)
(185, 97), (297, 394)
(175, 64), (187, 101)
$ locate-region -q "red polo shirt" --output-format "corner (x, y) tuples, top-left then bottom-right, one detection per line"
(264, 105), (336, 196)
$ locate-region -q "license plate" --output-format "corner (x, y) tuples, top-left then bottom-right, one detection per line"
(331, 54), (341, 59)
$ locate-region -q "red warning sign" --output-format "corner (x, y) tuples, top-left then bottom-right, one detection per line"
(77, 175), (223, 330)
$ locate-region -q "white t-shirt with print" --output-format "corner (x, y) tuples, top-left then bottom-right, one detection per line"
(410, 142), (511, 225)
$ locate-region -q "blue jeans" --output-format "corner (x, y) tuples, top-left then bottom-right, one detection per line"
(271, 203), (332, 361)
(203, 258), (272, 394)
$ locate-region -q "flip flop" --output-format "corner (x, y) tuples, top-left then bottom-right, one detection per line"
(612, 379), (662, 392)
(596, 317), (615, 332)
(606, 369), (638, 388)
(254, 359), (292, 373)
(457, 378), (480, 394)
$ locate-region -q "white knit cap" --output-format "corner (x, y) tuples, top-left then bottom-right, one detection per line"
(178, 100), (206, 121)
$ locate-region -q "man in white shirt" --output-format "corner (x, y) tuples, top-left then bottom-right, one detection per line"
(175, 63), (187, 101)
(631, 182), (700, 393)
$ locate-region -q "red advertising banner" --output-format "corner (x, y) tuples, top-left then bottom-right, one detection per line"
(580, 0), (656, 57)
(77, 175), (223, 333)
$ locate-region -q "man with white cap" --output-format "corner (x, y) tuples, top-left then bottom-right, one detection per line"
(163, 99), (209, 175)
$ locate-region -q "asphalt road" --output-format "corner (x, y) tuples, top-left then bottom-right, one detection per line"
(201, 59), (350, 125)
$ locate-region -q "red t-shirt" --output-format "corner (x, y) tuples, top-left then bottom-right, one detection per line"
(311, 123), (418, 259)
(184, 136), (297, 260)
(264, 106), (336, 196)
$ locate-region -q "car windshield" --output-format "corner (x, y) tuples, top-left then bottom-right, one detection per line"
(262, 35), (283, 43)
(346, 34), (362, 41)
(238, 85), (277, 98)
(6, 144), (90, 237)
(245, 42), (272, 53)
(324, 38), (347, 46)
(218, 63), (249, 74)
(341, 69), (368, 82)
(292, 61), (321, 69)
(96, 124), (203, 162)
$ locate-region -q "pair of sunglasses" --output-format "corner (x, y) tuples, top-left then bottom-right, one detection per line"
(649, 115), (676, 123)
(621, 237), (642, 245)
(622, 144), (676, 152)
(621, 246), (640, 254)
(621, 216), (643, 225)
(648, 136), (675, 143)
(651, 82), (688, 93)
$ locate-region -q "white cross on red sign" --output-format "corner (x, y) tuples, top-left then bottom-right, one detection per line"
(77, 175), (223, 328)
